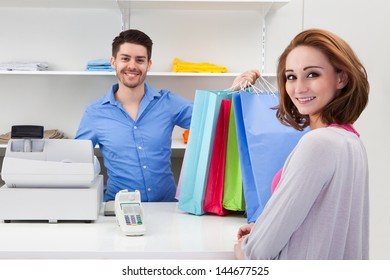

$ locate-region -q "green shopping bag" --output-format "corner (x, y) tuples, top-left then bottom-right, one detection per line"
(222, 98), (245, 211)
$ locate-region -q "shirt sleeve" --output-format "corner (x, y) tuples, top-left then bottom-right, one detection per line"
(171, 93), (193, 129)
(75, 106), (98, 146)
(241, 130), (337, 259)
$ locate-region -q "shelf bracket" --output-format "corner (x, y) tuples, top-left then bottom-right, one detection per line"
(260, 4), (273, 73)
(117, 0), (131, 30)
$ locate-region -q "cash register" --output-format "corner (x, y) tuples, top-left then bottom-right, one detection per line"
(0, 125), (103, 223)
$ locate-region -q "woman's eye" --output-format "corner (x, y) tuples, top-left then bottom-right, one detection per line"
(307, 72), (319, 78)
(286, 74), (296, 80)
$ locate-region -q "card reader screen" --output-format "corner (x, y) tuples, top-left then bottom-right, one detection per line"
(121, 203), (143, 226)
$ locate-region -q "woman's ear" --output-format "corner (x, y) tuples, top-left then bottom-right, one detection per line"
(336, 71), (349, 90)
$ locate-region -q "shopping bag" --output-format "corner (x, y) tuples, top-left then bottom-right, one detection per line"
(203, 99), (231, 215)
(178, 90), (231, 215)
(234, 91), (308, 222)
(175, 151), (185, 200)
(233, 93), (257, 220)
(222, 98), (245, 211)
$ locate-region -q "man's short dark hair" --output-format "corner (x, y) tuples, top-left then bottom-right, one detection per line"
(112, 29), (153, 60)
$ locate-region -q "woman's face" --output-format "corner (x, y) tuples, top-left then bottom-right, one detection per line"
(284, 45), (346, 127)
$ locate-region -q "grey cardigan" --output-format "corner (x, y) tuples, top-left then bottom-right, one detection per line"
(241, 127), (369, 259)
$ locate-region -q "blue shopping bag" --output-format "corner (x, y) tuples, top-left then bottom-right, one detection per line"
(178, 90), (231, 215)
(234, 91), (308, 222)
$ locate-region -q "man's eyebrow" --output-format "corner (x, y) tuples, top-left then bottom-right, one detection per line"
(118, 54), (147, 59)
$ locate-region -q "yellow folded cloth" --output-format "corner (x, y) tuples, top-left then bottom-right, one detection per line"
(172, 58), (228, 73)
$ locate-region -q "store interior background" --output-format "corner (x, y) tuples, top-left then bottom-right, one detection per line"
(0, 0), (388, 259)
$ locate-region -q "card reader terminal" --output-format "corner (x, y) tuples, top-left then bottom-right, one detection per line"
(115, 190), (146, 236)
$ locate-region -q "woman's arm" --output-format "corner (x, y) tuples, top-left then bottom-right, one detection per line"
(241, 131), (336, 259)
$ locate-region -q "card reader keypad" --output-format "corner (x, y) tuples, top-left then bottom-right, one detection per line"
(125, 214), (142, 225)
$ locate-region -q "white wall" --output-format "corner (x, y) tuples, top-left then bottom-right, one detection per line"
(264, 0), (390, 259)
(0, 0), (388, 259)
(0, 6), (267, 138)
(302, 0), (390, 261)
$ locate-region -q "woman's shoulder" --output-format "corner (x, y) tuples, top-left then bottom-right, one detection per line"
(301, 127), (341, 142)
(299, 127), (361, 152)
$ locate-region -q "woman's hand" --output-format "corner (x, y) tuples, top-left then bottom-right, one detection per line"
(231, 69), (261, 90)
(234, 222), (255, 259)
(237, 222), (255, 240)
(234, 238), (246, 259)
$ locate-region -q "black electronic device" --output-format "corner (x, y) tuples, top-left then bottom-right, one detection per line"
(11, 125), (44, 139)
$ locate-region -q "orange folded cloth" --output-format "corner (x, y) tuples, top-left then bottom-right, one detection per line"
(182, 129), (190, 144)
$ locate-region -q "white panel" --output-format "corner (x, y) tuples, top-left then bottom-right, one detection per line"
(0, 0), (389, 260)
(304, 0), (390, 259)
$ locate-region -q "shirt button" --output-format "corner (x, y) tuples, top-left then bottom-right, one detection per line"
(138, 146), (142, 150)
(143, 165), (147, 169)
(134, 126), (137, 129)
(147, 188), (152, 192)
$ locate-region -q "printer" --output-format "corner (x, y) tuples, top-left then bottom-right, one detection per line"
(0, 125), (103, 223)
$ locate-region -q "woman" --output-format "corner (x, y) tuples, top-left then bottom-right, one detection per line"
(233, 29), (369, 259)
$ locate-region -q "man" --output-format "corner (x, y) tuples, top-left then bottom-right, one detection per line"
(76, 29), (193, 202)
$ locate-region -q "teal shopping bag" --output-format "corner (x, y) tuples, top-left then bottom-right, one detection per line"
(178, 90), (231, 215)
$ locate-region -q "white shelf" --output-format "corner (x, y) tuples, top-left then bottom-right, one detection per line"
(171, 138), (187, 149)
(0, 70), (276, 77)
(119, 0), (289, 10)
(0, 0), (289, 10)
(0, 71), (116, 76)
(0, 0), (117, 9)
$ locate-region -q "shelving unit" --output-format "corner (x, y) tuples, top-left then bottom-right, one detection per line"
(0, 0), (287, 140)
(0, 0), (290, 185)
(0, 0), (289, 74)
(0, 70), (276, 77)
(0, 0), (288, 10)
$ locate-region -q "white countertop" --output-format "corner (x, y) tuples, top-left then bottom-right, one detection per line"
(0, 202), (246, 259)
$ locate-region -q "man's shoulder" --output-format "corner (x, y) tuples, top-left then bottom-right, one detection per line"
(156, 88), (192, 105)
(85, 92), (111, 109)
(86, 84), (117, 109)
(88, 95), (106, 106)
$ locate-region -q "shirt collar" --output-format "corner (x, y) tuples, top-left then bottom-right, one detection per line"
(100, 83), (160, 106)
(144, 83), (161, 100)
(101, 84), (119, 105)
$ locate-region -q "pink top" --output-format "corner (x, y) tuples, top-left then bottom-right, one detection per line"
(271, 124), (360, 193)
(271, 168), (283, 193)
(327, 123), (360, 137)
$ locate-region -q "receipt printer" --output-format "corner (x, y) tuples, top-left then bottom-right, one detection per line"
(0, 125), (103, 223)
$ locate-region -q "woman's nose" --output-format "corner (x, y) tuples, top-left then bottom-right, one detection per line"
(295, 79), (309, 94)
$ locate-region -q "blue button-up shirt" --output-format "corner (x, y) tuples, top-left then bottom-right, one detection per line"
(76, 83), (192, 202)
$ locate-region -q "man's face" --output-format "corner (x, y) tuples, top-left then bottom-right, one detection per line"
(111, 42), (152, 89)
